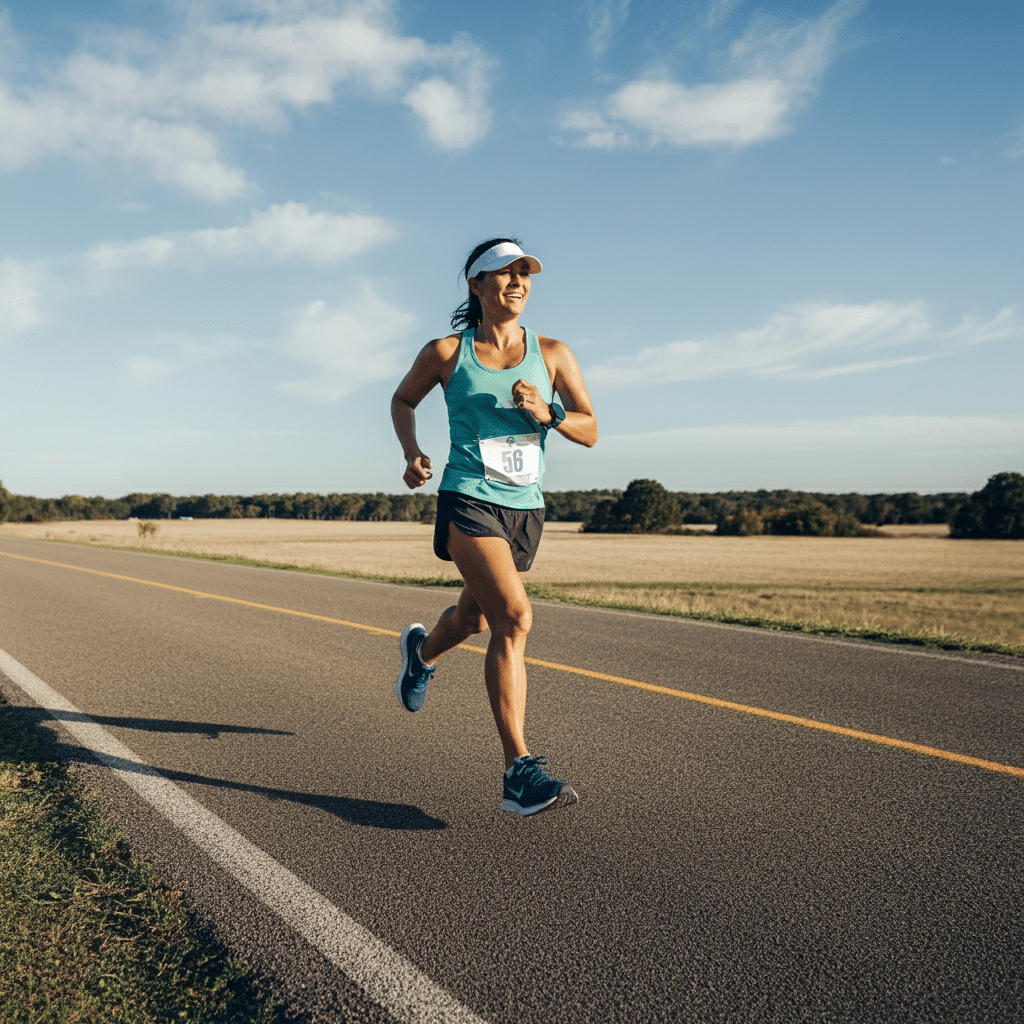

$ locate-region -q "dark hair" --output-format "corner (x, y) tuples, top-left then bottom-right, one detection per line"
(450, 237), (522, 332)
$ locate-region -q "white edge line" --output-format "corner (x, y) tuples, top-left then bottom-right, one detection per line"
(0, 648), (487, 1024)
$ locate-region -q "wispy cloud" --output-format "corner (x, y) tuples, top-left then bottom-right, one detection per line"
(599, 414), (1024, 457)
(116, 334), (238, 390)
(0, 258), (45, 340)
(111, 267), (423, 401)
(586, 300), (1021, 387)
(0, 1), (495, 200)
(545, 411), (1024, 492)
(112, 276), (415, 401)
(945, 306), (1021, 346)
(86, 202), (397, 274)
(585, 0), (631, 60)
(1002, 122), (1024, 159)
(562, 0), (863, 149)
(280, 279), (416, 401)
(591, 413), (1024, 491)
(704, 0), (743, 31)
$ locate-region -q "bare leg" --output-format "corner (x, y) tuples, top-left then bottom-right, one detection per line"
(439, 525), (533, 770)
(418, 585), (487, 665)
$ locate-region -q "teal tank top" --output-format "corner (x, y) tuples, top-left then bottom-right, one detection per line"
(439, 327), (553, 510)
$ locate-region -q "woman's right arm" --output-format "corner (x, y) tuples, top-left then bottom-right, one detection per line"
(391, 338), (451, 489)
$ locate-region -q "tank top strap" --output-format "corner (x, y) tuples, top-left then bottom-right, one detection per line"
(444, 328), (472, 386)
(524, 327), (552, 392)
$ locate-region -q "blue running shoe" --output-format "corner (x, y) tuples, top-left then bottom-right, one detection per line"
(397, 623), (434, 712)
(501, 755), (578, 816)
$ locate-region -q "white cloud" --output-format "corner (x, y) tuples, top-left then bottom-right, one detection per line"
(280, 279), (416, 401)
(559, 108), (627, 150)
(562, 0), (862, 149)
(403, 75), (490, 151)
(402, 37), (494, 150)
(586, 301), (1021, 387)
(0, 1), (495, 199)
(0, 258), (44, 340)
(605, 76), (800, 147)
(87, 201), (398, 273)
(0, 80), (250, 201)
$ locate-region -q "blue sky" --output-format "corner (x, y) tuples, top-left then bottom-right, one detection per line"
(1, 0), (1021, 499)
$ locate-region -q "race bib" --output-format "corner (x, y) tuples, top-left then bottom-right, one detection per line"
(479, 432), (541, 486)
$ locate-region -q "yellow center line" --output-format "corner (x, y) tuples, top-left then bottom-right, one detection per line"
(0, 550), (401, 637)
(519, 655), (1024, 777)
(4, 548), (1023, 779)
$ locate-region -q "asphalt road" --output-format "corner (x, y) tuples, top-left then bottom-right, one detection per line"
(2, 536), (1022, 1024)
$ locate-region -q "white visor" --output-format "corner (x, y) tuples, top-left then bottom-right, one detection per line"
(467, 242), (542, 280)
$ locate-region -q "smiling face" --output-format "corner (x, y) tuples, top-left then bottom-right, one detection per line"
(469, 257), (533, 323)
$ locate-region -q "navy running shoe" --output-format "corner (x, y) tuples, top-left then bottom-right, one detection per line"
(501, 755), (578, 816)
(397, 623), (434, 712)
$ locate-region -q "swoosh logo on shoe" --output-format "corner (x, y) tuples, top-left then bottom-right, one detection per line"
(507, 782), (525, 800)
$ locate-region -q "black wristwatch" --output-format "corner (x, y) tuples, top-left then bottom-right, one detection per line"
(545, 402), (566, 430)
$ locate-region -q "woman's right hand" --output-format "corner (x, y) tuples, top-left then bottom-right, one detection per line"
(403, 453), (433, 489)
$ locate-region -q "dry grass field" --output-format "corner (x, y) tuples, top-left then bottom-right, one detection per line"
(3, 518), (1021, 651)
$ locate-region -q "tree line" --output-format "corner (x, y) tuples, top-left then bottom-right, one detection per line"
(554, 483), (975, 534)
(578, 474), (1023, 539)
(0, 485), (438, 524)
(2, 473), (1021, 539)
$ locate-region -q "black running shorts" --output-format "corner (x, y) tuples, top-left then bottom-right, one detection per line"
(433, 490), (545, 572)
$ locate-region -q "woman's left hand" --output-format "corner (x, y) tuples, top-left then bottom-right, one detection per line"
(512, 379), (552, 425)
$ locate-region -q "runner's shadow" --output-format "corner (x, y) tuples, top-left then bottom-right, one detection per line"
(32, 708), (293, 739)
(12, 707), (448, 832)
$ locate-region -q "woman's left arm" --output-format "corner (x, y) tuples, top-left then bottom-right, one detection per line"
(512, 337), (598, 448)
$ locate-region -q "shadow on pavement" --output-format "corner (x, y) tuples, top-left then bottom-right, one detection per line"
(12, 704), (448, 832)
(18, 707), (295, 739)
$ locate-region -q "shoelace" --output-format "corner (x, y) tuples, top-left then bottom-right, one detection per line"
(511, 755), (550, 783)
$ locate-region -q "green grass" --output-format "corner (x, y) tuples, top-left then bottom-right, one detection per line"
(523, 578), (1024, 595)
(522, 584), (1024, 658)
(0, 695), (280, 1024)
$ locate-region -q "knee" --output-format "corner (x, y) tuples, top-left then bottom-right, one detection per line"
(492, 599), (532, 641)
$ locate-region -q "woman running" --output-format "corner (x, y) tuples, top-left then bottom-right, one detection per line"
(391, 238), (598, 816)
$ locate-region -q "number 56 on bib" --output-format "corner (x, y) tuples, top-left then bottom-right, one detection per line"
(479, 432), (542, 487)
